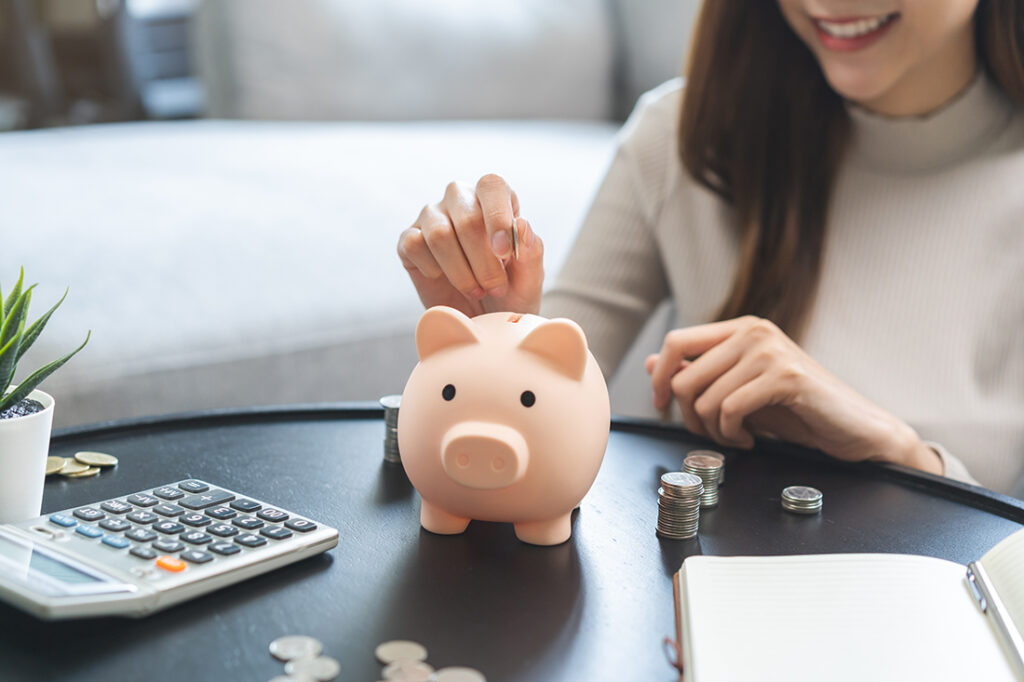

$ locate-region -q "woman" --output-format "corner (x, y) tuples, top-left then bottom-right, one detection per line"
(396, 0), (1024, 493)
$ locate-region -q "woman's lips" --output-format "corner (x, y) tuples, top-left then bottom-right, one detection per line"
(811, 13), (899, 52)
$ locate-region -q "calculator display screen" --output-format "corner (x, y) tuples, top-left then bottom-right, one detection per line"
(0, 534), (102, 585)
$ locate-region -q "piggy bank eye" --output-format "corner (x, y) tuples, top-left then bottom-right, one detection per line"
(520, 390), (536, 408)
(442, 384), (456, 401)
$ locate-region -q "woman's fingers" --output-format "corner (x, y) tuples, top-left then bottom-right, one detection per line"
(689, 355), (766, 447)
(475, 173), (517, 260)
(418, 203), (484, 300)
(443, 182), (509, 298)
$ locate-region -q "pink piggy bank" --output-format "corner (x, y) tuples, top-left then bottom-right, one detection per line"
(398, 306), (611, 546)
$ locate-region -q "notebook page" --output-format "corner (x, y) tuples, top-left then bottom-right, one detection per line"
(979, 527), (1024, 638)
(680, 553), (1016, 682)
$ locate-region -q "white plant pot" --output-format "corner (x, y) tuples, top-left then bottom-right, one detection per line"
(0, 389), (55, 523)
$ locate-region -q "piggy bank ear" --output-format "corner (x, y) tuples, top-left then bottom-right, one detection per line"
(518, 318), (588, 381)
(416, 306), (480, 360)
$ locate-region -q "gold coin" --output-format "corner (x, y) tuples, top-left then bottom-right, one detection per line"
(66, 466), (101, 478)
(59, 459), (91, 475)
(46, 456), (67, 475)
(75, 451), (118, 467)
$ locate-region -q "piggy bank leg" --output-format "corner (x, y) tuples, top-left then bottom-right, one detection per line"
(420, 500), (471, 535)
(514, 513), (572, 546)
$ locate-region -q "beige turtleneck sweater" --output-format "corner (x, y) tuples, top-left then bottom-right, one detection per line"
(542, 75), (1024, 495)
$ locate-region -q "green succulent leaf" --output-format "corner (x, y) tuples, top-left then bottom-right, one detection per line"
(16, 288), (68, 363)
(0, 330), (90, 412)
(3, 267), (24, 319)
(0, 329), (23, 396)
(0, 285), (34, 350)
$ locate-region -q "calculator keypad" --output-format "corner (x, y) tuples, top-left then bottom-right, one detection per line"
(36, 480), (325, 586)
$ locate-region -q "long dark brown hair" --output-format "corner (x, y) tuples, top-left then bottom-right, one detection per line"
(680, 0), (1024, 339)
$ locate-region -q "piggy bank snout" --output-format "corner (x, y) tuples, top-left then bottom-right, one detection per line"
(441, 422), (530, 490)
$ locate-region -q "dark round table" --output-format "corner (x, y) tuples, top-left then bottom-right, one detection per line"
(1, 404), (1021, 681)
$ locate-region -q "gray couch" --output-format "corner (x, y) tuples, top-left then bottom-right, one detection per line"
(2, 0), (698, 428)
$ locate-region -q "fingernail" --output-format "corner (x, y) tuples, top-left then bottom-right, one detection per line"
(491, 231), (510, 257)
(488, 285), (508, 298)
(470, 287), (486, 299)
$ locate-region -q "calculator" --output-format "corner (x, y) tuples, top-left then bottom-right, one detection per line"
(0, 479), (339, 620)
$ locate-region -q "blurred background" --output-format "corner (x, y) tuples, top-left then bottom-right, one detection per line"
(2, 0), (700, 427)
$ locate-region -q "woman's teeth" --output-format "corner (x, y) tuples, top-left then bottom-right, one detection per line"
(816, 13), (896, 39)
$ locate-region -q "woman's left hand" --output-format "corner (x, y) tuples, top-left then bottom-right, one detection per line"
(645, 316), (942, 473)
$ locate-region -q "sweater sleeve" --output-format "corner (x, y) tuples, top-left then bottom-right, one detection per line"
(541, 80), (682, 378)
(925, 441), (982, 486)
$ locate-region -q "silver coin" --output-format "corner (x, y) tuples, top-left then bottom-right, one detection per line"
(269, 635), (323, 662)
(285, 656), (340, 681)
(688, 449), (725, 484)
(380, 395), (402, 410)
(434, 667), (488, 682)
(660, 471), (703, 490)
(683, 454), (722, 471)
(382, 660), (435, 681)
(782, 485), (822, 502)
(512, 217), (520, 260)
(375, 640), (428, 665)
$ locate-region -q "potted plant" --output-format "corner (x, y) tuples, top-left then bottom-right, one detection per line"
(0, 268), (89, 523)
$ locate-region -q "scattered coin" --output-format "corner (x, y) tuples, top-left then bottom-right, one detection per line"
(375, 640), (428, 665)
(45, 456), (66, 475)
(66, 466), (101, 478)
(781, 485), (823, 514)
(382, 661), (435, 681)
(285, 655), (340, 681)
(434, 667), (488, 682)
(58, 459), (90, 476)
(269, 635), (324, 662)
(74, 451), (118, 467)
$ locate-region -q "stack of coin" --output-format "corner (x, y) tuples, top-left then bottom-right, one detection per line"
(682, 454), (723, 508)
(380, 395), (402, 464)
(375, 640), (487, 681)
(45, 451), (119, 479)
(686, 449), (725, 486)
(655, 471), (703, 540)
(781, 485), (823, 514)
(268, 634), (339, 681)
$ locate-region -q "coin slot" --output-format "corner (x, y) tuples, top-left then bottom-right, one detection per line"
(507, 314), (522, 323)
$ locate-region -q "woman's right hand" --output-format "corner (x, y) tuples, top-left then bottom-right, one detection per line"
(397, 174), (544, 317)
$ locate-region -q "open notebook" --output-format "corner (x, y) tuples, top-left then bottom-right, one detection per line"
(672, 527), (1024, 681)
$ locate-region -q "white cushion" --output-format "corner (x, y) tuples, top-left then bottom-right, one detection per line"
(195, 0), (616, 121)
(1, 119), (618, 426)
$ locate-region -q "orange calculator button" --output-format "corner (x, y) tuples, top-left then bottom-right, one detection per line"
(156, 556), (186, 572)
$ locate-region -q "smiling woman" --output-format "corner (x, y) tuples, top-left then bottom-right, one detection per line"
(398, 0), (1024, 495)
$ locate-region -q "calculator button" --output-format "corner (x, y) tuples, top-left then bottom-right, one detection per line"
(127, 493), (159, 507)
(73, 508), (105, 522)
(75, 525), (103, 539)
(257, 508), (289, 523)
(206, 506), (237, 520)
(153, 503), (185, 517)
(230, 499), (262, 513)
(207, 523), (239, 537)
(284, 518), (317, 532)
(260, 526), (293, 541)
(126, 528), (158, 543)
(127, 510), (159, 525)
(152, 487), (185, 500)
(181, 531), (212, 545)
(153, 539), (184, 553)
(130, 546), (158, 560)
(102, 535), (130, 549)
(178, 480), (209, 493)
(153, 521), (185, 535)
(99, 518), (132, 533)
(181, 550), (213, 564)
(235, 533), (267, 548)
(208, 542), (241, 556)
(179, 489), (235, 510)
(180, 513), (211, 527)
(233, 516), (264, 530)
(156, 556), (186, 572)
(49, 514), (77, 528)
(100, 500), (133, 514)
